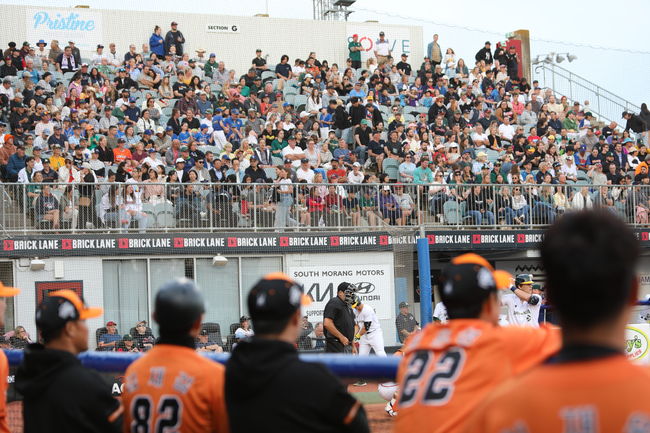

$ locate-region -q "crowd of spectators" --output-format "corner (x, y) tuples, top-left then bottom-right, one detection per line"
(1, 25), (649, 230)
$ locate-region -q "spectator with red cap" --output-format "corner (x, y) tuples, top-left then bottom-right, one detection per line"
(97, 320), (121, 351)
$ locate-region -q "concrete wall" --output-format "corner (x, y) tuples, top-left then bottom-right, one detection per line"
(1, 4), (423, 77)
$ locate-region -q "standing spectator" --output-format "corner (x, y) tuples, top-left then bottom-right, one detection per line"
(149, 25), (165, 58)
(395, 301), (419, 343)
(348, 34), (362, 69)
(251, 49), (268, 72)
(505, 45), (519, 79)
(374, 31), (391, 66)
(226, 273), (369, 433)
(475, 41), (493, 65)
(15, 290), (122, 433)
(98, 320), (120, 351)
(427, 34), (442, 67)
(165, 21), (185, 56)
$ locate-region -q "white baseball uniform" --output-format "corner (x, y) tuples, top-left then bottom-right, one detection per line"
(354, 304), (386, 356)
(501, 292), (542, 327)
(433, 302), (448, 323)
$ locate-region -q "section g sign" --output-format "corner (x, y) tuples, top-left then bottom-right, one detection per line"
(625, 325), (650, 364)
(26, 8), (103, 52)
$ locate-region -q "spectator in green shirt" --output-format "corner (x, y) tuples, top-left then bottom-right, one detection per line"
(563, 111), (578, 132)
(348, 34), (362, 69)
(204, 53), (218, 78)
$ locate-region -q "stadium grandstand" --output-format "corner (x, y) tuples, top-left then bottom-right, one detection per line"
(0, 2), (650, 431)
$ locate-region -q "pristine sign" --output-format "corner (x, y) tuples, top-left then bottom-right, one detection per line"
(27, 8), (103, 52)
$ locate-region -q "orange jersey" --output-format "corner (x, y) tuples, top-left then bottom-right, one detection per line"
(0, 351), (8, 433)
(122, 344), (228, 433)
(113, 148), (132, 163)
(394, 320), (560, 433)
(467, 353), (650, 433)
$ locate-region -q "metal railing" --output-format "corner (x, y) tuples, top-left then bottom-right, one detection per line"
(533, 63), (640, 125)
(0, 181), (646, 234)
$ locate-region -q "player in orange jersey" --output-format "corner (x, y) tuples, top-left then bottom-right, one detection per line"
(467, 210), (650, 433)
(0, 282), (19, 433)
(394, 253), (561, 433)
(122, 278), (228, 433)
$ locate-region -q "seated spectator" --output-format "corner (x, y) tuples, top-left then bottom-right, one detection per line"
(98, 321), (121, 351)
(9, 326), (31, 349)
(196, 329), (224, 353)
(234, 316), (254, 341)
(115, 334), (140, 353)
(308, 322), (326, 350)
(133, 320), (155, 351)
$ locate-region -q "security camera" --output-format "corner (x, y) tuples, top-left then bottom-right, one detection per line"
(212, 255), (228, 266)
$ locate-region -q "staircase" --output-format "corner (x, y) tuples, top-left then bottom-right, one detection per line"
(533, 63), (640, 126)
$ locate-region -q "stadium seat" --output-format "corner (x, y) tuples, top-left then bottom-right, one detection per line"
(443, 200), (460, 224)
(264, 167), (277, 180)
(261, 70), (275, 83)
(294, 94), (308, 111)
(201, 322), (224, 345)
(382, 158), (399, 181)
(155, 202), (176, 228)
(486, 149), (500, 163)
(271, 156), (284, 166)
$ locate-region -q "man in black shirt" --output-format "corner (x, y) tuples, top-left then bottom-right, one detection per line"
(226, 273), (369, 433)
(252, 49), (268, 73)
(396, 53), (412, 76)
(15, 290), (122, 433)
(323, 282), (356, 353)
(244, 155), (269, 182)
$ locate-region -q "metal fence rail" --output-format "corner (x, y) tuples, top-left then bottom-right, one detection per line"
(534, 63), (640, 126)
(0, 181), (646, 234)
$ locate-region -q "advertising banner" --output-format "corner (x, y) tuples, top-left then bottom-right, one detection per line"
(26, 8), (103, 52)
(345, 23), (411, 63)
(1, 229), (649, 258)
(288, 260), (394, 320)
(625, 324), (650, 365)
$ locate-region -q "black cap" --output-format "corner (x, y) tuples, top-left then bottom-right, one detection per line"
(122, 334), (133, 341)
(439, 253), (512, 311)
(35, 290), (102, 334)
(199, 329), (209, 336)
(399, 301), (409, 308)
(247, 273), (311, 322)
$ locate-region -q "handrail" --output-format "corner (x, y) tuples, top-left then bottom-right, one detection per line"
(0, 181), (646, 233)
(533, 63), (640, 126)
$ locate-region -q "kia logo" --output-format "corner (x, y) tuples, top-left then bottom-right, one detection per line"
(355, 282), (375, 294)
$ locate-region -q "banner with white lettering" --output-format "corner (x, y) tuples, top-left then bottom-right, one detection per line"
(287, 255), (394, 320)
(26, 8), (103, 52)
(1, 229), (648, 258)
(345, 23), (411, 63)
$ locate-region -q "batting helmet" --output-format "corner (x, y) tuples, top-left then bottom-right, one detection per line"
(154, 278), (205, 334)
(515, 274), (533, 287)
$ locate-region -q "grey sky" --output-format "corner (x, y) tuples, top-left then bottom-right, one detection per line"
(6, 0), (649, 107)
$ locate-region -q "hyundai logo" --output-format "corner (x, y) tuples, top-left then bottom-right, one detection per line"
(355, 282), (375, 294)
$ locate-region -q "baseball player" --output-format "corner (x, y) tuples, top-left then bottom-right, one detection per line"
(121, 278), (228, 433)
(0, 282), (19, 433)
(501, 273), (542, 327)
(352, 295), (386, 356)
(395, 253), (561, 433)
(466, 211), (650, 432)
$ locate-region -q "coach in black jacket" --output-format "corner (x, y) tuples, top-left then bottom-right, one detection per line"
(15, 291), (121, 433)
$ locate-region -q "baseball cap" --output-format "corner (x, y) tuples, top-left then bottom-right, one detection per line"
(175, 158), (185, 164)
(439, 253), (512, 311)
(300, 158), (309, 163)
(247, 272), (311, 322)
(284, 158), (292, 164)
(35, 290), (102, 333)
(399, 301), (409, 308)
(199, 329), (209, 336)
(122, 334), (133, 341)
(106, 321), (117, 326)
